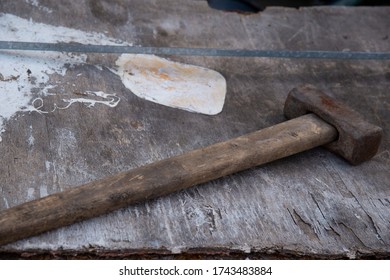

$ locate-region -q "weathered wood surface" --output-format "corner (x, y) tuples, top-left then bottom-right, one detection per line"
(0, 114), (337, 246)
(0, 0), (389, 258)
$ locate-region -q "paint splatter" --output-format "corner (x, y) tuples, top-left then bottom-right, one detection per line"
(0, 13), (126, 141)
(27, 188), (35, 200)
(61, 91), (120, 109)
(25, 0), (53, 14)
(116, 54), (226, 115)
(27, 125), (35, 147)
(27, 91), (120, 114)
(0, 13), (227, 143)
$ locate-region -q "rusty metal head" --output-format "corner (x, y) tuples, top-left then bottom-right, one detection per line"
(284, 85), (383, 165)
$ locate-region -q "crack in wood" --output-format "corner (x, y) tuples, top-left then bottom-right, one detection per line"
(346, 189), (386, 244)
(310, 193), (327, 220)
(1, 2), (389, 255)
(328, 225), (341, 237)
(381, 198), (390, 206)
(286, 208), (298, 226)
(362, 204), (386, 244)
(287, 208), (320, 242)
(338, 222), (368, 248)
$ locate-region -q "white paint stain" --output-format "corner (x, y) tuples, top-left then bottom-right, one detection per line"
(39, 185), (48, 198)
(170, 247), (184, 254)
(61, 91), (120, 109)
(27, 125), (35, 147)
(27, 91), (120, 114)
(2, 196), (10, 209)
(57, 128), (78, 158)
(0, 14), (126, 141)
(0, 13), (226, 145)
(25, 0), (53, 14)
(116, 54), (226, 115)
(45, 160), (52, 172)
(27, 188), (35, 200)
(232, 244), (251, 253)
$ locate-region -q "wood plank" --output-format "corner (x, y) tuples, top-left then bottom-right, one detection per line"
(0, 114), (337, 246)
(0, 0), (389, 258)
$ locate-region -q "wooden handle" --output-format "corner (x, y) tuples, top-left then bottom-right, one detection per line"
(0, 114), (337, 246)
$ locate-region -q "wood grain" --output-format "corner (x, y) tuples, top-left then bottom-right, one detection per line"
(0, 114), (337, 246)
(0, 0), (389, 258)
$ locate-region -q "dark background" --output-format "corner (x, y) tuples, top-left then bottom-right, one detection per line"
(208, 0), (390, 12)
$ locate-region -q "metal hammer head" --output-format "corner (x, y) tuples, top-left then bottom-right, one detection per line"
(284, 85), (383, 165)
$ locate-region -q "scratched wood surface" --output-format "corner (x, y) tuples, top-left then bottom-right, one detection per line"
(0, 0), (389, 258)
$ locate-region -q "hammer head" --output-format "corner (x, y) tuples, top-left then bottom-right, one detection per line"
(284, 85), (383, 165)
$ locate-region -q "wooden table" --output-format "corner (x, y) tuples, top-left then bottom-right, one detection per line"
(0, 0), (389, 259)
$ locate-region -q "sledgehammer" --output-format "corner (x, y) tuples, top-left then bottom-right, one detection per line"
(0, 85), (382, 246)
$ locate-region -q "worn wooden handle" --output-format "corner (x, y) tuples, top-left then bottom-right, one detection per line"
(0, 113), (337, 246)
